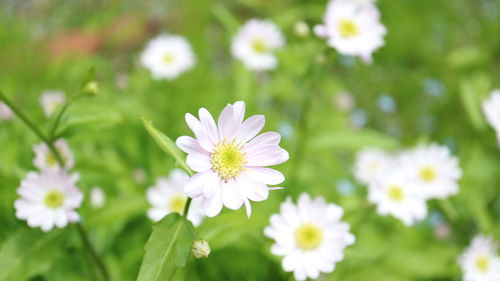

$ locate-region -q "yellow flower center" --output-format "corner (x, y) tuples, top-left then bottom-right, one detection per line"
(211, 141), (245, 181)
(419, 166), (437, 182)
(295, 224), (324, 251)
(338, 18), (359, 38)
(388, 185), (405, 202)
(168, 194), (187, 214)
(252, 38), (268, 54)
(163, 53), (175, 64)
(44, 190), (64, 208)
(46, 152), (58, 167)
(475, 256), (490, 272)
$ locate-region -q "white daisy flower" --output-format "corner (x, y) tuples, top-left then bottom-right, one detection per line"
(482, 89), (500, 143)
(264, 193), (355, 281)
(368, 171), (427, 226)
(399, 143), (462, 199)
(353, 148), (393, 185)
(33, 139), (74, 171)
(314, 0), (387, 63)
(459, 235), (500, 281)
(90, 187), (105, 208)
(231, 19), (285, 71)
(0, 102), (13, 121)
(140, 34), (196, 80)
(14, 170), (83, 232)
(146, 169), (204, 226)
(40, 90), (66, 117)
(175, 101), (289, 217)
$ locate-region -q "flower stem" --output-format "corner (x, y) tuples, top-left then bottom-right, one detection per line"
(439, 198), (458, 222)
(183, 198), (192, 218)
(0, 91), (110, 281)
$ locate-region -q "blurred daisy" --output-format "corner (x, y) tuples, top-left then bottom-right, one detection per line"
(314, 0), (387, 63)
(140, 34), (196, 80)
(176, 101), (288, 217)
(90, 187), (105, 208)
(14, 170), (83, 232)
(0, 102), (13, 121)
(399, 143), (462, 199)
(353, 148), (393, 185)
(459, 235), (500, 281)
(231, 19), (285, 71)
(33, 139), (74, 171)
(40, 90), (65, 117)
(368, 172), (427, 226)
(482, 89), (500, 143)
(146, 169), (204, 226)
(264, 193), (355, 281)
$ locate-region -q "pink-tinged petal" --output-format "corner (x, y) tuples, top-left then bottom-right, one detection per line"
(232, 101), (246, 125)
(185, 113), (202, 135)
(221, 180), (244, 210)
(243, 132), (281, 152)
(185, 172), (212, 197)
(203, 172), (222, 198)
(279, 149), (289, 164)
(198, 108), (219, 146)
(238, 174), (269, 202)
(202, 193), (223, 217)
(243, 168), (284, 185)
(245, 145), (287, 166)
(217, 104), (238, 139)
(186, 113), (213, 152)
(186, 153), (211, 172)
(244, 199), (252, 218)
(176, 136), (206, 154)
(236, 115), (265, 144)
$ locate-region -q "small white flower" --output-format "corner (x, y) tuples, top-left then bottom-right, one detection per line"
(315, 0), (387, 63)
(459, 235), (500, 281)
(368, 171), (427, 226)
(33, 139), (74, 171)
(482, 89), (500, 143)
(146, 169), (204, 226)
(0, 102), (13, 121)
(40, 90), (65, 117)
(399, 143), (462, 199)
(176, 101), (289, 217)
(140, 34), (196, 80)
(353, 148), (393, 185)
(14, 169), (83, 232)
(90, 187), (105, 208)
(231, 19), (285, 71)
(264, 193), (355, 281)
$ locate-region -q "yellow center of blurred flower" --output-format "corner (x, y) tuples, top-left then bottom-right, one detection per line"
(163, 53), (175, 64)
(168, 194), (187, 213)
(419, 166), (437, 182)
(388, 185), (405, 202)
(44, 190), (64, 208)
(211, 141), (245, 181)
(46, 152), (58, 167)
(295, 224), (323, 251)
(338, 19), (359, 38)
(252, 38), (268, 53)
(475, 256), (490, 272)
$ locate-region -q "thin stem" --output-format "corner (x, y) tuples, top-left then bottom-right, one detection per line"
(183, 198), (192, 217)
(75, 224), (110, 281)
(48, 103), (70, 140)
(439, 199), (458, 222)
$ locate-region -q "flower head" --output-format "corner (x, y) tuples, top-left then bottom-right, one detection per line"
(0, 102), (13, 121)
(264, 193), (355, 281)
(459, 235), (500, 281)
(482, 89), (500, 144)
(315, 0), (387, 63)
(231, 19), (285, 71)
(90, 187), (106, 208)
(33, 139), (74, 171)
(353, 148), (393, 185)
(14, 170), (83, 232)
(146, 169), (204, 226)
(140, 34), (196, 80)
(176, 101), (288, 217)
(40, 90), (65, 117)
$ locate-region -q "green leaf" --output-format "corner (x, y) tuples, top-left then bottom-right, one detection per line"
(459, 73), (490, 131)
(141, 116), (193, 176)
(0, 228), (66, 281)
(211, 4), (239, 35)
(309, 130), (399, 150)
(137, 213), (196, 281)
(86, 196), (148, 228)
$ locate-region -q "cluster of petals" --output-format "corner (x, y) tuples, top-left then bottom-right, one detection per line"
(459, 235), (500, 281)
(482, 89), (500, 145)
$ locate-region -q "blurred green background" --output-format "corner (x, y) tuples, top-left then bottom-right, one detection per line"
(0, 0), (499, 280)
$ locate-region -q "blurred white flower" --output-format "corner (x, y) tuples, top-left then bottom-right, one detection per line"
(146, 169), (204, 226)
(33, 139), (74, 171)
(14, 170), (83, 232)
(353, 148), (393, 185)
(482, 89), (500, 143)
(176, 101), (288, 217)
(0, 102), (13, 121)
(294, 21), (310, 37)
(315, 0), (387, 63)
(90, 187), (105, 208)
(140, 34), (196, 80)
(40, 90), (65, 117)
(264, 193), (355, 281)
(459, 235), (500, 281)
(231, 19), (285, 71)
(368, 171), (427, 226)
(399, 143), (462, 199)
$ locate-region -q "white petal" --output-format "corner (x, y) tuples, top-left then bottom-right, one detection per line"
(176, 136), (206, 154)
(236, 115), (265, 143)
(221, 180), (244, 210)
(202, 193), (223, 217)
(243, 167), (284, 185)
(186, 153), (211, 172)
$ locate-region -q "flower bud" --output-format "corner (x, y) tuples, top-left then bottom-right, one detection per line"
(82, 81), (99, 96)
(191, 239), (210, 259)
